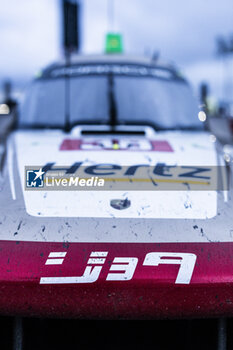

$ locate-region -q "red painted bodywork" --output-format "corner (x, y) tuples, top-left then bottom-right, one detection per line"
(0, 241), (233, 319)
(60, 139), (174, 152)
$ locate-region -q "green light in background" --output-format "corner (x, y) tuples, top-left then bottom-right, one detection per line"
(105, 33), (123, 53)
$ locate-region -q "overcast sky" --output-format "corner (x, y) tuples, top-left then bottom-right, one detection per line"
(1, 0), (233, 98)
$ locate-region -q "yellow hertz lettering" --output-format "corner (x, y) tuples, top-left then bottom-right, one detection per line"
(40, 251), (197, 285)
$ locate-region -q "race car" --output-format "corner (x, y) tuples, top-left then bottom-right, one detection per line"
(0, 54), (232, 347)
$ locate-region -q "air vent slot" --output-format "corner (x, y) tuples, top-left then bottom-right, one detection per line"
(81, 130), (145, 135)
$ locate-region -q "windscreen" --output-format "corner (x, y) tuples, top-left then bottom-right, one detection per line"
(19, 65), (201, 130)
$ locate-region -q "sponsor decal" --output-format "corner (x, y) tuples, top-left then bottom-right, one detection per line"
(40, 162), (212, 179)
(40, 251), (197, 285)
(60, 138), (174, 152)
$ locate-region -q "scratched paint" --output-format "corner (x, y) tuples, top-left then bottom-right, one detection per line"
(15, 130), (217, 219)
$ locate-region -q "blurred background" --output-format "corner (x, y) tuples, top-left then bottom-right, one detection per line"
(1, 0), (233, 141)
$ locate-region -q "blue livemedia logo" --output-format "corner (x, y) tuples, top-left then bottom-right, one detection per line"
(26, 168), (45, 188)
